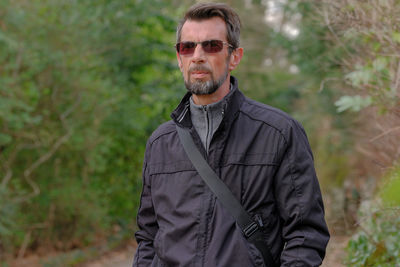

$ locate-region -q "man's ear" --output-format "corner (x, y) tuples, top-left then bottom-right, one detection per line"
(176, 52), (183, 72)
(228, 47), (243, 72)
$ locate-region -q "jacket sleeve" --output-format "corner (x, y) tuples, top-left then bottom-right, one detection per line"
(274, 119), (330, 266)
(133, 142), (158, 266)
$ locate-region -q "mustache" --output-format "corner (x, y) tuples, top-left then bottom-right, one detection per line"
(188, 65), (212, 73)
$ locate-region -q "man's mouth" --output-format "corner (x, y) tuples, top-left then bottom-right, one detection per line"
(190, 71), (210, 79)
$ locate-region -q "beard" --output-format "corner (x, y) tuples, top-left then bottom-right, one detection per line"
(184, 64), (229, 95)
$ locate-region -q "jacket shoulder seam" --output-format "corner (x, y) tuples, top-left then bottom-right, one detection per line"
(148, 121), (176, 145)
(240, 98), (292, 145)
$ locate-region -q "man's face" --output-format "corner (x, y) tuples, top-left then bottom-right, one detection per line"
(177, 17), (232, 95)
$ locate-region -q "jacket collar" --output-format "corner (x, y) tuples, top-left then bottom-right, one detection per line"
(171, 76), (244, 129)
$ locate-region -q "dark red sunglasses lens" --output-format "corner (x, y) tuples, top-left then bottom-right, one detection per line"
(177, 40), (224, 55)
(203, 40), (223, 53)
(178, 42), (196, 55)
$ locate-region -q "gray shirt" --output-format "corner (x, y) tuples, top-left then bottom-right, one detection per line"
(189, 96), (224, 153)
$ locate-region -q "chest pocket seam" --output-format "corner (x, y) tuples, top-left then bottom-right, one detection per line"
(148, 160), (196, 176)
(221, 152), (278, 167)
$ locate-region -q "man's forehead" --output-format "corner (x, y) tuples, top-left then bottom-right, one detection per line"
(181, 17), (227, 41)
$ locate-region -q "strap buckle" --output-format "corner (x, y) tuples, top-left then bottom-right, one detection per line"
(243, 221), (259, 238)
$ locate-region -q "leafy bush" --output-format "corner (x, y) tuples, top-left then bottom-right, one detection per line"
(347, 204), (400, 266)
(347, 166), (400, 266)
(0, 0), (181, 255)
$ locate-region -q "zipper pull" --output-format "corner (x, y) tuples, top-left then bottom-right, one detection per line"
(255, 214), (264, 227)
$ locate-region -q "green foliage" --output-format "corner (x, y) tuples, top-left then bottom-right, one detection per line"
(347, 166), (400, 266)
(346, 202), (400, 266)
(0, 0), (181, 255)
(379, 166), (400, 207)
(335, 95), (372, 113)
(0, 188), (16, 237)
(321, 0), (400, 113)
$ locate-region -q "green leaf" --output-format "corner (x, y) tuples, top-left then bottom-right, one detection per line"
(335, 95), (372, 113)
(345, 68), (373, 87)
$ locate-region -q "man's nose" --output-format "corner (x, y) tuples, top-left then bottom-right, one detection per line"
(191, 44), (206, 63)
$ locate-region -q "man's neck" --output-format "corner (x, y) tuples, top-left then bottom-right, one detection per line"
(192, 75), (231, 105)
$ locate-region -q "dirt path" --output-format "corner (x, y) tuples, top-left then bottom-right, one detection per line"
(7, 235), (348, 266)
(321, 235), (349, 267)
(81, 243), (137, 267)
(5, 242), (137, 267)
(83, 235), (349, 267)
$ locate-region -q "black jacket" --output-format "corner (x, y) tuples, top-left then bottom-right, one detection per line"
(134, 76), (329, 267)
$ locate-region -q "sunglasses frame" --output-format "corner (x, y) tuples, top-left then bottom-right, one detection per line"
(175, 40), (234, 55)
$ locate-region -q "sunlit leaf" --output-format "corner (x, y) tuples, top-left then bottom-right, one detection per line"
(345, 68), (373, 87)
(335, 95), (372, 112)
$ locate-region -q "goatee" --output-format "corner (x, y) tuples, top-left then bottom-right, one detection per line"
(184, 67), (229, 95)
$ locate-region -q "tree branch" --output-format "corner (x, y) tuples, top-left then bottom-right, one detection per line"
(1, 169), (12, 189)
(17, 231), (31, 259)
(12, 90), (81, 202)
(322, 3), (352, 62)
(1, 143), (42, 189)
(13, 130), (72, 203)
(17, 204), (55, 258)
(370, 126), (400, 142)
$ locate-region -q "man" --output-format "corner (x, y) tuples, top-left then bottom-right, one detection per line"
(133, 3), (329, 266)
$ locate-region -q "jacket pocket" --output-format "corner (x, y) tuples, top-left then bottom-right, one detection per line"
(219, 152), (278, 209)
(151, 254), (168, 267)
(153, 227), (166, 266)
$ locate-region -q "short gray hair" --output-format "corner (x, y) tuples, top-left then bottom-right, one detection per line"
(176, 2), (241, 51)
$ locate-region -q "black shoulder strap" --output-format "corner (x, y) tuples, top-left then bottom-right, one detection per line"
(176, 125), (277, 267)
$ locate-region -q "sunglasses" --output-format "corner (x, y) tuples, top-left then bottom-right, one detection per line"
(175, 40), (233, 55)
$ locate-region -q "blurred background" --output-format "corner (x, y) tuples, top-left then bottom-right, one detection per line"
(0, 0), (399, 266)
